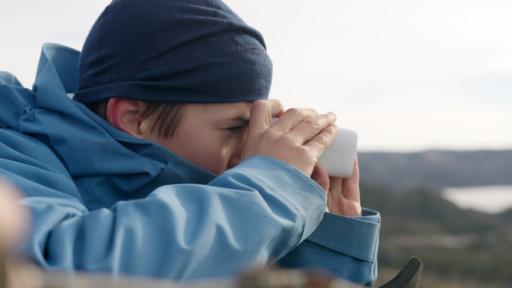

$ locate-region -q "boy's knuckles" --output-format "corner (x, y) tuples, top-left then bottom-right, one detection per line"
(269, 99), (283, 110)
(286, 108), (300, 116)
(302, 117), (321, 129)
(253, 100), (269, 112)
(285, 108), (316, 119)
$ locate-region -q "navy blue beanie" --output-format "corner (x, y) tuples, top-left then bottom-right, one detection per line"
(74, 0), (272, 104)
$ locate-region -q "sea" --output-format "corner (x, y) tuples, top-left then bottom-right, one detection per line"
(442, 186), (512, 214)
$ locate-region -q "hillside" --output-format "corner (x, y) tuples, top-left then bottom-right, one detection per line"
(361, 184), (512, 286)
(358, 150), (512, 191)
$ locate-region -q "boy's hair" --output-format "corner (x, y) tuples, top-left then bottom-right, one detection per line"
(89, 101), (183, 139)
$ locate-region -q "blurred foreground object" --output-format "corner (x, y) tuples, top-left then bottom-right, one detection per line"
(1, 258), (422, 288)
(238, 267), (359, 288)
(239, 258), (423, 288)
(0, 180), (28, 288)
(0, 180), (27, 251)
(2, 264), (359, 288)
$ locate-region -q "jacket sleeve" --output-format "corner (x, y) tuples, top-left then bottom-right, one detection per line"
(278, 209), (380, 287)
(0, 130), (327, 280)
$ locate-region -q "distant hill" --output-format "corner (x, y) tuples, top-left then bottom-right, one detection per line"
(358, 150), (512, 191)
(361, 184), (512, 285)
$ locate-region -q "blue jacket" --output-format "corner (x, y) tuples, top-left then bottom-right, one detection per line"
(0, 44), (380, 285)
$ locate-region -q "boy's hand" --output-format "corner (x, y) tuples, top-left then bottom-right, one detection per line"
(243, 100), (337, 178)
(318, 160), (362, 216)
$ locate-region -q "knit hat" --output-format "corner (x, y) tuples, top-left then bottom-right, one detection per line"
(74, 0), (272, 104)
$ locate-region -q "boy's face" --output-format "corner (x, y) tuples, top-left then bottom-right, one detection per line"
(144, 102), (251, 175)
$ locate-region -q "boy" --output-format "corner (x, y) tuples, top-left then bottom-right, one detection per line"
(0, 0), (380, 285)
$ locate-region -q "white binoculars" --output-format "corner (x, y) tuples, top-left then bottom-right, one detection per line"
(318, 128), (358, 178)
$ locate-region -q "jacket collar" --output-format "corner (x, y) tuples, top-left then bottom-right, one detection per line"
(19, 43), (216, 208)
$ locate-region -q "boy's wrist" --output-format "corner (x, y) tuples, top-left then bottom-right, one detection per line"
(329, 202), (362, 217)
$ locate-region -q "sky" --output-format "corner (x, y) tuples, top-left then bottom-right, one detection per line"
(1, 0), (511, 151)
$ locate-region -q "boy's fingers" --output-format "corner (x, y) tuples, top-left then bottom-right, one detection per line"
(271, 108), (317, 132)
(248, 100), (272, 135)
(268, 99), (284, 118)
(288, 112), (336, 144)
(341, 158), (360, 200)
(327, 176), (343, 211)
(305, 124), (338, 158)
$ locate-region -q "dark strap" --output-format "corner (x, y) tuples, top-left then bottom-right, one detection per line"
(378, 257), (423, 288)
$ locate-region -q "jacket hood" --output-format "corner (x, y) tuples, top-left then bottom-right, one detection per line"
(0, 43), (215, 209)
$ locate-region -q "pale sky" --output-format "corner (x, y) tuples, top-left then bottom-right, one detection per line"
(1, 0), (511, 151)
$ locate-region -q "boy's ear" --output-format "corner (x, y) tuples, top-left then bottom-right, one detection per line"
(106, 98), (148, 137)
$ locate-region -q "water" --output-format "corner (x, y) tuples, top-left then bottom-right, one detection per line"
(442, 186), (512, 214)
